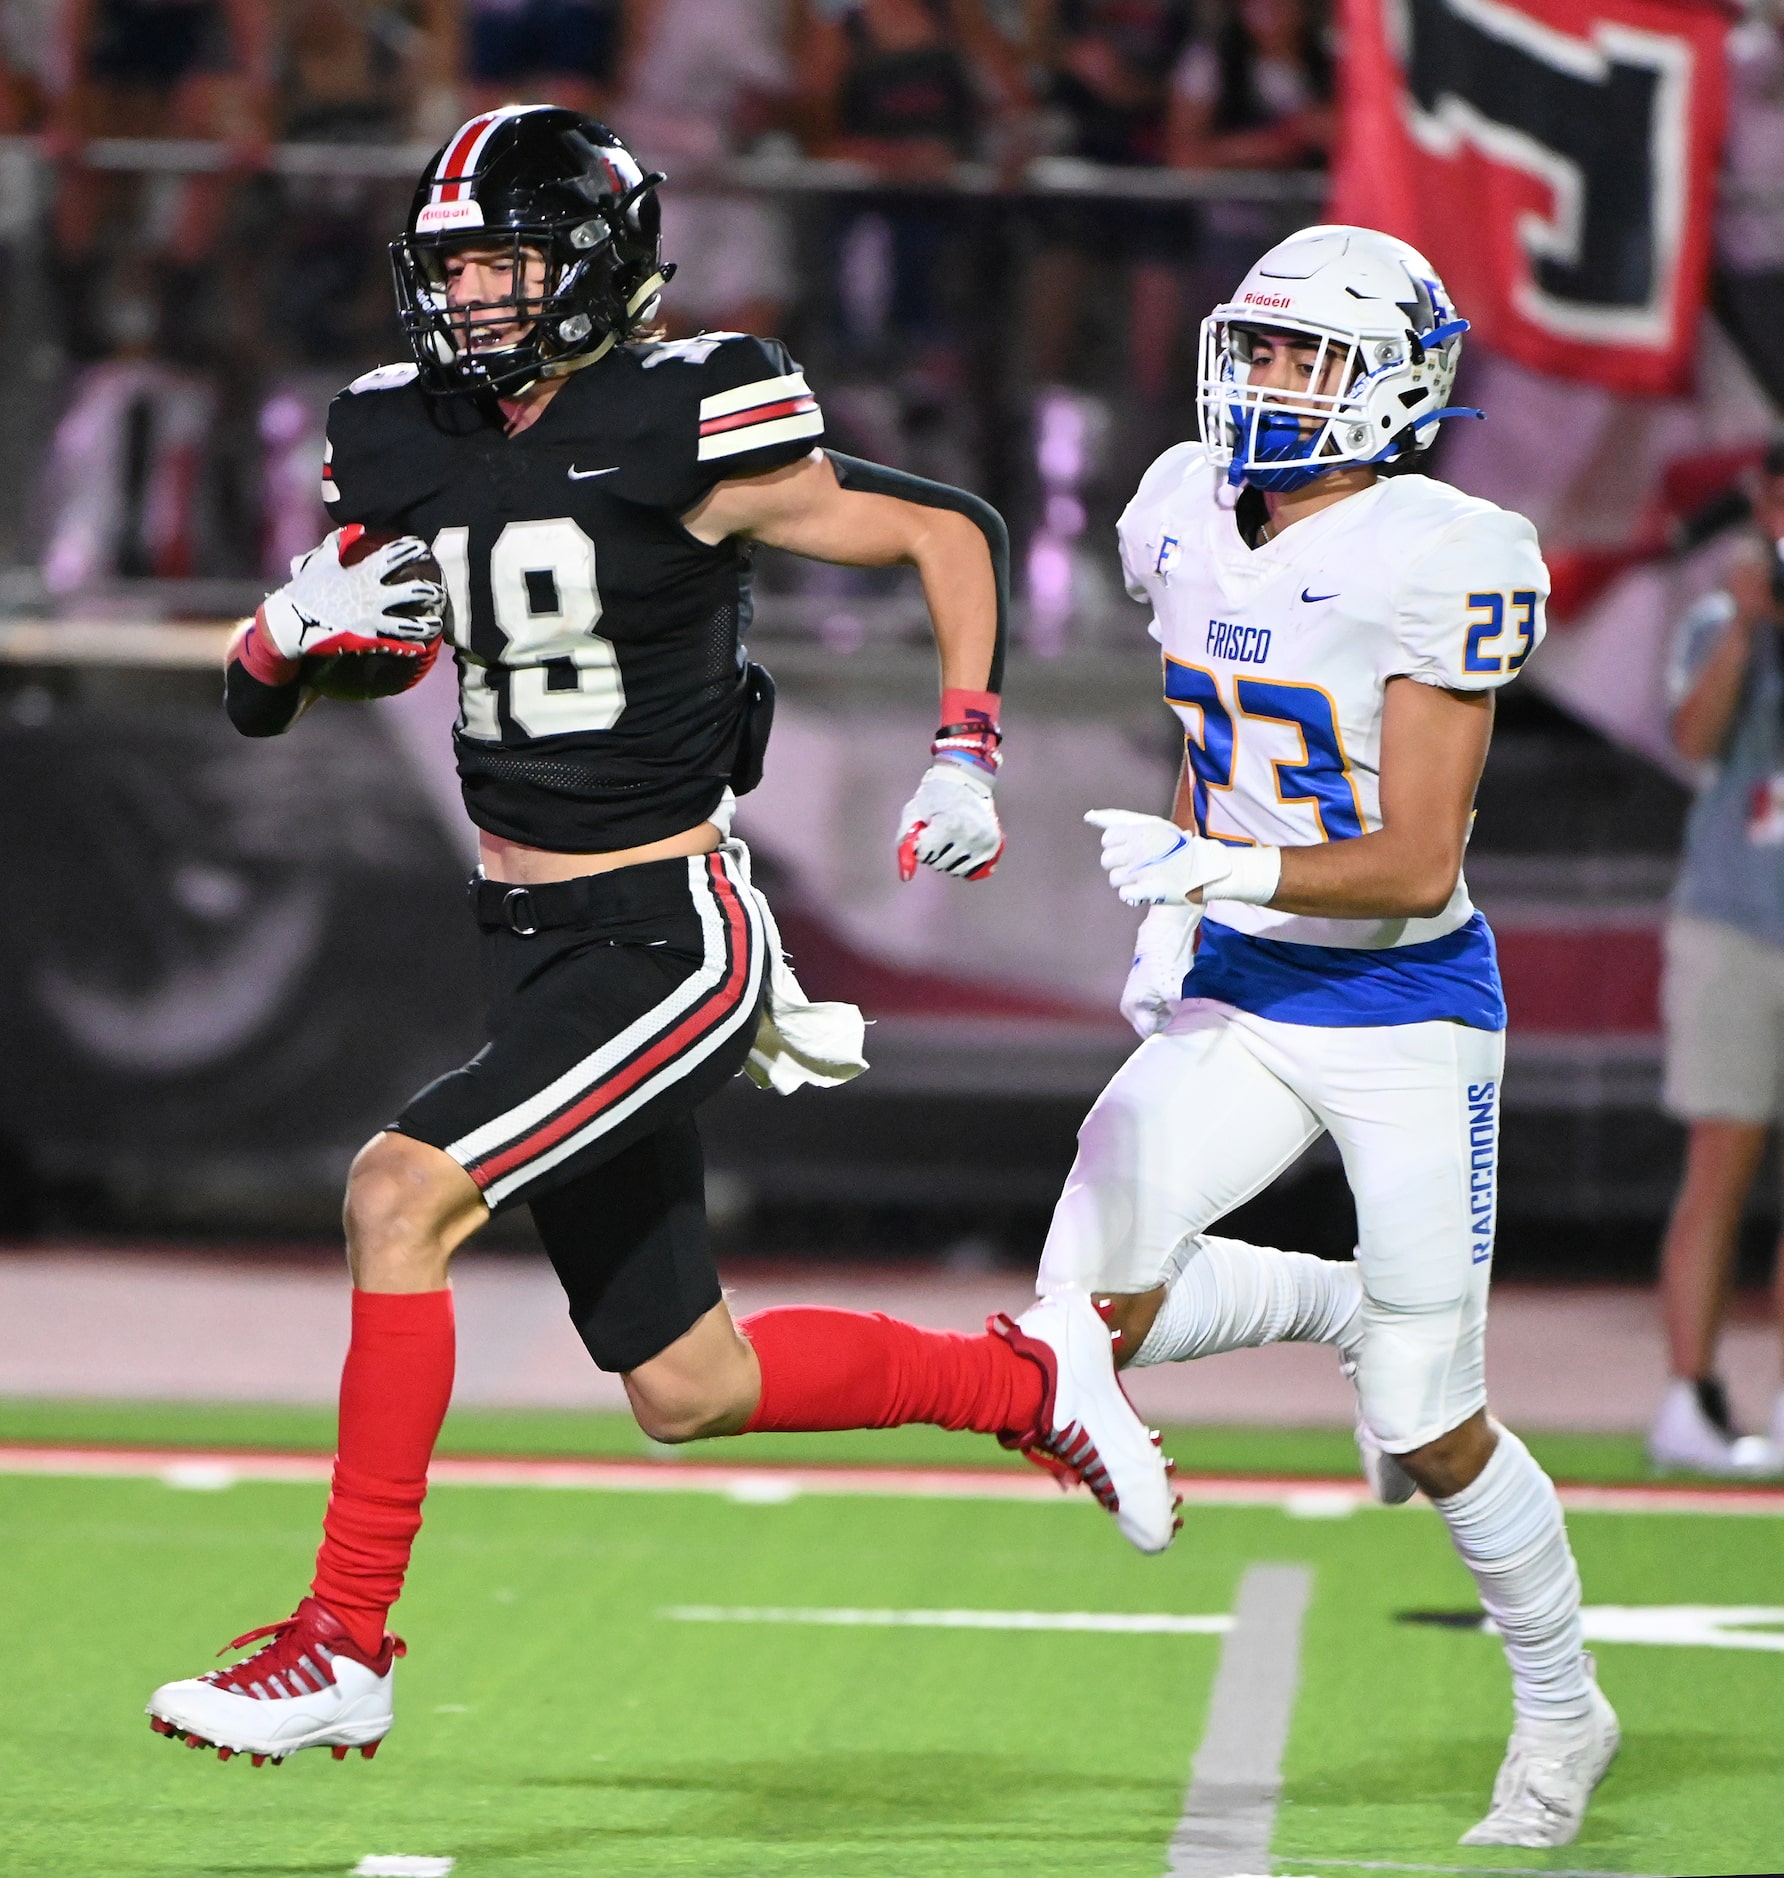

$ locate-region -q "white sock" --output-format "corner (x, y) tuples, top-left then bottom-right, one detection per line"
(1130, 1235), (1363, 1366)
(1434, 1425), (1590, 1724)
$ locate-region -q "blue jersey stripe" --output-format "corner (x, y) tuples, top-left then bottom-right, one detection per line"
(1184, 914), (1507, 1031)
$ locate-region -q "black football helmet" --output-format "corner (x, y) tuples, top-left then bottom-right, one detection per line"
(390, 106), (673, 399)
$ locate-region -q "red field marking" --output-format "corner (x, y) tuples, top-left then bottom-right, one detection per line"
(2, 1444), (1782, 1515)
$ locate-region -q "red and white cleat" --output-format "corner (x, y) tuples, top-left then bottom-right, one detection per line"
(146, 1597), (403, 1765)
(993, 1290), (1181, 1553)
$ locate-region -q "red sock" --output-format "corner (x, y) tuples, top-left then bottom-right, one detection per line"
(310, 1289), (455, 1657)
(738, 1307), (1044, 1437)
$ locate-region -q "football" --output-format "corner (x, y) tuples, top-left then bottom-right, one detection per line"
(302, 529), (445, 701)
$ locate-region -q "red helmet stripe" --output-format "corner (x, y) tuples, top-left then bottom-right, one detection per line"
(430, 109), (529, 204)
(432, 114), (495, 203)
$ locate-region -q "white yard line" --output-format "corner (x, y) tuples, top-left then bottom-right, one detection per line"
(2, 1444), (1782, 1515)
(1167, 1563), (1313, 1878)
(1279, 1859), (1662, 1878)
(661, 1606), (1234, 1634)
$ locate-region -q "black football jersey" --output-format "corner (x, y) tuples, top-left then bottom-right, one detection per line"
(321, 332), (825, 852)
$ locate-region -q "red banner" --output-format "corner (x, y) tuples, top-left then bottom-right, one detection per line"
(1331, 0), (1729, 396)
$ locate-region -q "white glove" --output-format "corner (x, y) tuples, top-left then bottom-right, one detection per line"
(260, 529), (446, 663)
(896, 762), (1004, 882)
(1120, 903), (1200, 1038)
(1085, 808), (1281, 908)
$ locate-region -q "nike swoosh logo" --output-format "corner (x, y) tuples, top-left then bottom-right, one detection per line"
(568, 465), (617, 480)
(1301, 589), (1339, 603)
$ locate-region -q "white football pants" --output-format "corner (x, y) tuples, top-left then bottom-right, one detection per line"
(1037, 1000), (1503, 1453)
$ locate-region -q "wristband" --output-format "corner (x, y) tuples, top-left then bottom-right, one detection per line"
(932, 686), (1002, 776)
(1209, 843), (1282, 906)
(236, 608), (301, 686)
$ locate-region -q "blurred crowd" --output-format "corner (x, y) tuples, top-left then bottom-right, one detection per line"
(3, 0), (1780, 639)
(0, 0), (1336, 343)
(0, 0), (1338, 605)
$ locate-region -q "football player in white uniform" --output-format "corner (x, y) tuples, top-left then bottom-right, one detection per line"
(1050, 225), (1619, 1849)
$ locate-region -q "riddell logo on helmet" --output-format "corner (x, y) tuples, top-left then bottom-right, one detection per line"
(418, 199), (486, 233)
(1244, 293), (1295, 309)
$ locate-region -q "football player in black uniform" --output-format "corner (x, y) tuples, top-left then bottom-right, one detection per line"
(146, 106), (1174, 1767)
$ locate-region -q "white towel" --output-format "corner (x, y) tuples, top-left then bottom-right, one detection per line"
(722, 839), (869, 1094)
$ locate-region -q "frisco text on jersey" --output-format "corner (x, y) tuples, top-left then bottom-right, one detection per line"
(1205, 619), (1272, 664)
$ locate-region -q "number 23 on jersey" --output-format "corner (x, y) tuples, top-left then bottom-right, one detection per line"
(1165, 658), (1365, 845)
(1463, 590), (1537, 676)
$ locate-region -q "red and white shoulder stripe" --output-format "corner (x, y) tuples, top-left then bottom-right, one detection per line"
(697, 373), (823, 463)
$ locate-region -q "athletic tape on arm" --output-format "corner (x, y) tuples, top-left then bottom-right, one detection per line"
(825, 451), (1008, 692)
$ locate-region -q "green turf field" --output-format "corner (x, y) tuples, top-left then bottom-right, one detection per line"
(0, 1394), (1691, 1486)
(3, 1407), (1781, 1877)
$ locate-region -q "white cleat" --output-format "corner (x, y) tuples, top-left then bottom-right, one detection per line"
(1647, 1379), (1769, 1476)
(992, 1291), (1181, 1554)
(1739, 1392), (1784, 1476)
(147, 1597), (403, 1765)
(1460, 1667), (1619, 1848)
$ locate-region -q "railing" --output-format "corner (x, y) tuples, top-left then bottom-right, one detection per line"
(0, 137), (1335, 649)
(0, 134), (1328, 203)
(11, 135), (1779, 206)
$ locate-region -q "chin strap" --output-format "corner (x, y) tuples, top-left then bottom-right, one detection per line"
(1421, 316), (1470, 352)
(628, 267), (670, 312)
(537, 330), (617, 384)
(529, 268), (674, 386)
(1376, 403), (1485, 458)
(1359, 403), (1485, 467)
(1409, 402), (1484, 431)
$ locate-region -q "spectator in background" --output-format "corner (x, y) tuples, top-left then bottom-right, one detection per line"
(799, 0), (1016, 180)
(257, 0), (459, 579)
(1649, 441), (1784, 1477)
(612, 0), (796, 338)
(44, 0), (273, 359)
(787, 1), (1018, 591)
(459, 0), (624, 120)
(796, 0), (1022, 359)
(282, 0), (458, 146)
(1029, 0), (1187, 168)
(272, 0), (458, 363)
(1021, 0), (1194, 395)
(1160, 0), (1330, 391)
(1167, 0), (1330, 172)
(1715, 0), (1784, 408)
(1018, 0), (1190, 653)
(0, 0), (48, 130)
(37, 0), (272, 593)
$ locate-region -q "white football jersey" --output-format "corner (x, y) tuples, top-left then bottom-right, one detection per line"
(1118, 444), (1547, 952)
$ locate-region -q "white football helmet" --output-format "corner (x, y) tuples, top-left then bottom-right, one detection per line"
(1197, 224), (1476, 493)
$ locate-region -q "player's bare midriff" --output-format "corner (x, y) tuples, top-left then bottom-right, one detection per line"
(477, 820), (723, 885)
